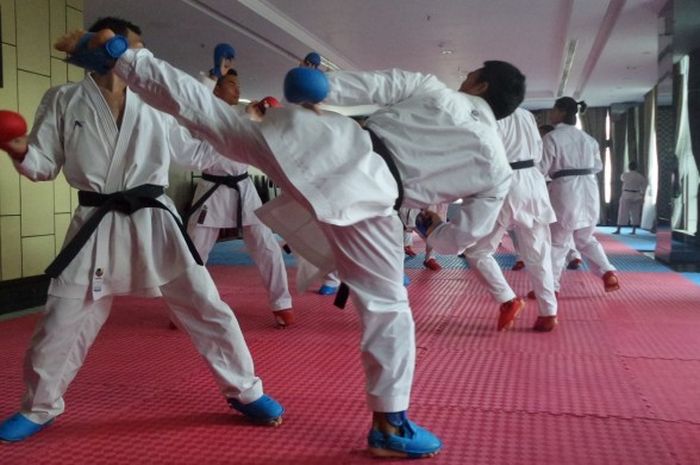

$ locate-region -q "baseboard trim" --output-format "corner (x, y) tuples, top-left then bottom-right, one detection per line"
(0, 275), (49, 316)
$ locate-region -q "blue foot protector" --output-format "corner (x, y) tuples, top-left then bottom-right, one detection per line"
(414, 212), (434, 238)
(318, 284), (338, 295)
(228, 394), (284, 424)
(66, 32), (128, 74)
(0, 413), (52, 442)
(403, 274), (411, 287)
(368, 411), (442, 458)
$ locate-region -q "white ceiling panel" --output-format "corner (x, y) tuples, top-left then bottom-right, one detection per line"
(85, 0), (668, 108)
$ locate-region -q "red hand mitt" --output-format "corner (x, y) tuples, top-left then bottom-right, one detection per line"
(255, 96), (282, 115)
(0, 110), (27, 144)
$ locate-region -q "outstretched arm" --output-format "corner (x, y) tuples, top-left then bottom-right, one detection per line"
(325, 69), (443, 107)
(114, 48), (269, 167)
(167, 118), (229, 172)
(55, 30), (270, 167)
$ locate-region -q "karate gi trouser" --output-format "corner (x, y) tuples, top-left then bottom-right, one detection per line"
(427, 178), (510, 255)
(320, 214), (414, 413)
(566, 247), (581, 262)
(189, 224), (292, 311)
(20, 265), (263, 424)
(323, 272), (341, 287)
(400, 208), (417, 252)
(507, 229), (521, 259)
(550, 223), (616, 291)
(464, 221), (557, 316)
(617, 196), (643, 226)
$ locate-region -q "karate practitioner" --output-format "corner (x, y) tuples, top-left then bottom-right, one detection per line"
(538, 123), (582, 270)
(199, 42), (236, 92)
(462, 108), (558, 331)
(297, 53), (342, 297)
(56, 28), (524, 458)
(318, 272), (340, 295)
(58, 30), (442, 458)
(507, 229), (525, 270)
(541, 97), (620, 294)
(187, 69), (293, 327)
(323, 64), (521, 261)
(614, 161), (647, 235)
(399, 207), (443, 270)
(0, 18), (283, 443)
(300, 51), (321, 69)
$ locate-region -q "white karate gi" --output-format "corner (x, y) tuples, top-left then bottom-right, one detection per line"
(399, 208), (420, 244)
(14, 75), (263, 424)
(617, 170), (647, 226)
(399, 205), (446, 261)
(115, 49), (411, 412)
(198, 72), (216, 92)
(187, 156), (292, 311)
(324, 69), (512, 255)
(462, 108), (557, 316)
(323, 272), (341, 288)
(541, 123), (616, 289)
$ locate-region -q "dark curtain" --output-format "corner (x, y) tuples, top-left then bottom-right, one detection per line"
(580, 107), (609, 224)
(531, 109), (552, 128)
(627, 106), (640, 165)
(611, 112), (628, 225)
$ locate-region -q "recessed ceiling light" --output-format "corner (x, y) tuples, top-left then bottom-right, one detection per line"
(441, 49), (453, 55)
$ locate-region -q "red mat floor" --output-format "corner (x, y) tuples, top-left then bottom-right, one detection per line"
(1, 233), (700, 464)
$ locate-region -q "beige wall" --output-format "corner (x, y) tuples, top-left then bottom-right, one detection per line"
(0, 0), (84, 280)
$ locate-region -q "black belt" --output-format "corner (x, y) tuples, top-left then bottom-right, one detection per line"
(45, 184), (203, 278)
(624, 189), (641, 192)
(184, 172), (249, 238)
(510, 159), (535, 170)
(333, 128), (403, 310)
(366, 128), (403, 211)
(551, 168), (595, 179)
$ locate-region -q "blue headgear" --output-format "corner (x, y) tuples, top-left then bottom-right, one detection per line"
(212, 43), (236, 77)
(303, 52), (321, 68)
(284, 67), (329, 104)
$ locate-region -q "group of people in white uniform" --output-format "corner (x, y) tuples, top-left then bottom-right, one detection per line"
(0, 15), (629, 459)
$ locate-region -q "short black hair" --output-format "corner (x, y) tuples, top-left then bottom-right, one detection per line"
(478, 61), (525, 120)
(538, 124), (554, 136)
(216, 69), (238, 87)
(88, 17), (142, 37)
(554, 97), (587, 125)
(628, 161), (638, 171)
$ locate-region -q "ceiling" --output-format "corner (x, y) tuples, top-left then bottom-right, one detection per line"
(86, 0), (668, 110)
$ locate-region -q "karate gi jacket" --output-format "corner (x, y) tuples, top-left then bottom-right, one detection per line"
(541, 123), (603, 230)
(324, 69), (512, 252)
(114, 49), (398, 275)
(496, 108), (556, 228)
(190, 157), (262, 228)
(15, 74), (221, 299)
